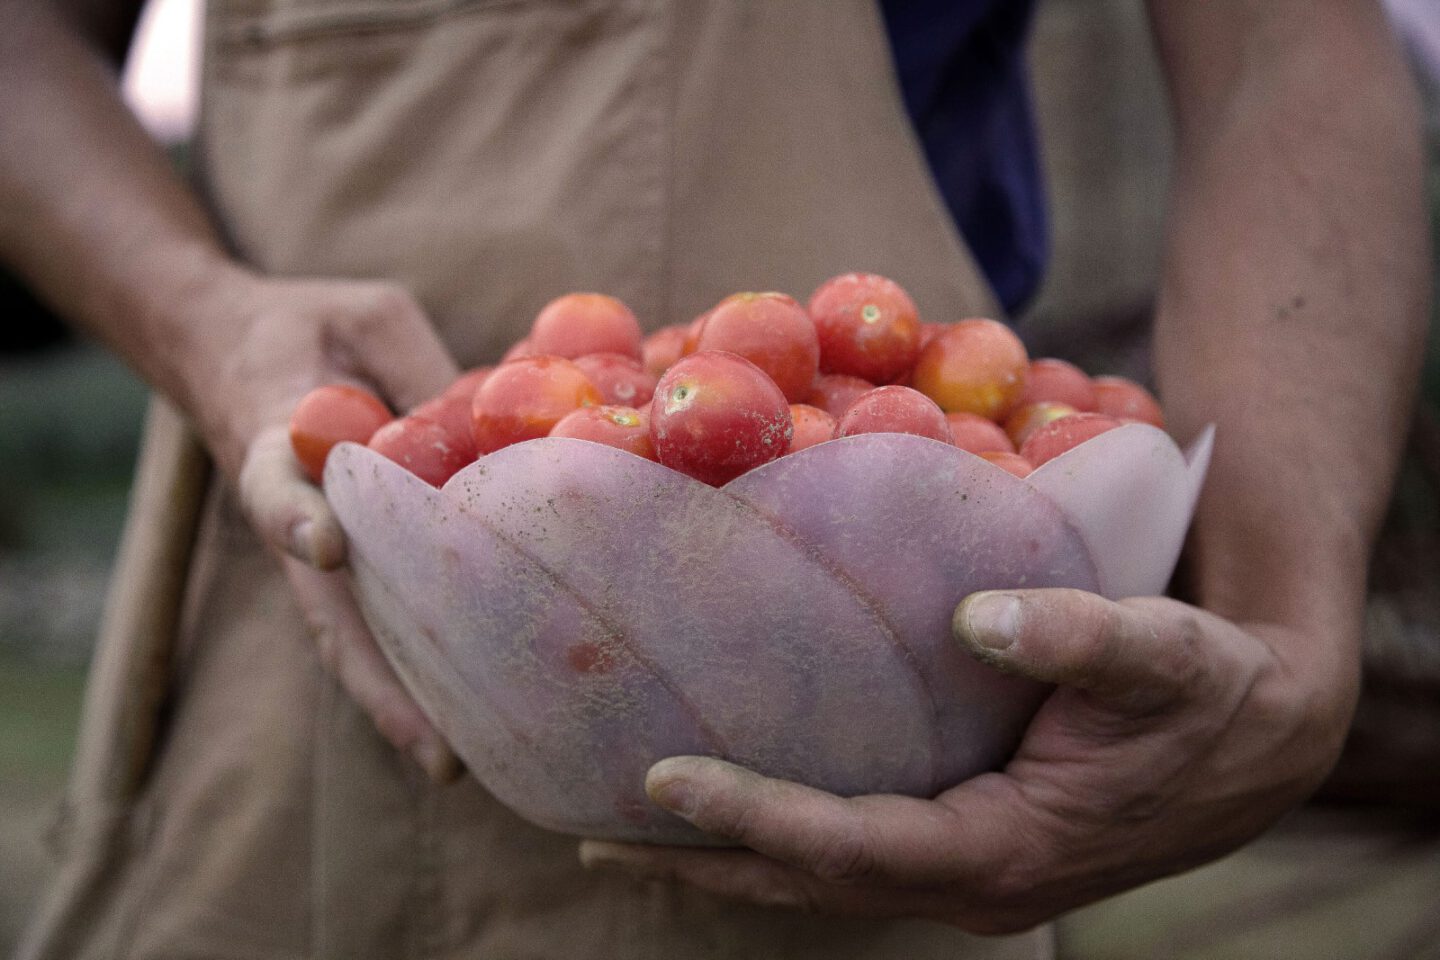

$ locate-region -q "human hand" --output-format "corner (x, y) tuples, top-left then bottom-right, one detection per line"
(579, 587), (1357, 933)
(182, 268), (463, 781)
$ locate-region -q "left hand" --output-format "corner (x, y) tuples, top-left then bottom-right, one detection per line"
(578, 588), (1356, 934)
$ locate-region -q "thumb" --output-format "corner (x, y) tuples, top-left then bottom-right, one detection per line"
(239, 425), (347, 568)
(953, 589), (1213, 714)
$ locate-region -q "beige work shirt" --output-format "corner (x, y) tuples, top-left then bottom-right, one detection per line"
(22, 1), (1053, 956)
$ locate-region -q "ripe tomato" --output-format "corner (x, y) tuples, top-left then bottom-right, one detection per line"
(574, 353), (658, 407)
(530, 293), (643, 360)
(650, 351), (792, 485)
(472, 356), (603, 454)
(695, 292), (820, 402)
(806, 373), (875, 417)
(1018, 358), (1097, 412)
(911, 318), (1029, 421)
(1004, 401), (1078, 447)
(369, 416), (472, 487)
(979, 451), (1034, 478)
(1092, 376), (1165, 429)
(808, 273), (922, 385)
(550, 405), (657, 460)
(945, 412), (1015, 455)
(1019, 412), (1123, 467)
(836, 385), (952, 443)
(641, 324), (689, 379)
(289, 384), (392, 484)
(787, 403), (838, 452)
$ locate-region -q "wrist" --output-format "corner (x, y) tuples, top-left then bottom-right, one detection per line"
(1244, 615), (1363, 795)
(1191, 521), (1367, 775)
(122, 245), (259, 422)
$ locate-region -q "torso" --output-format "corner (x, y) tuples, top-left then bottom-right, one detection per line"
(28, 3), (1051, 957)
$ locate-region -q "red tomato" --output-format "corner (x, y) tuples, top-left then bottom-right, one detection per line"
(808, 272), (923, 384)
(836, 385), (952, 443)
(1004, 401), (1078, 448)
(500, 338), (538, 363)
(787, 403), (838, 453)
(641, 325), (689, 379)
(919, 322), (950, 352)
(1092, 376), (1166, 429)
(650, 351), (792, 485)
(1018, 358), (1097, 412)
(472, 356), (603, 455)
(441, 366), (493, 403)
(1019, 412), (1123, 467)
(549, 405), (657, 460)
(411, 393), (478, 461)
(682, 309), (712, 357)
(806, 373), (876, 417)
(530, 293), (643, 360)
(945, 412), (1015, 455)
(979, 451), (1034, 478)
(911, 318), (1029, 421)
(574, 353), (659, 407)
(289, 384), (392, 484)
(695, 292), (820, 402)
(368, 415), (472, 487)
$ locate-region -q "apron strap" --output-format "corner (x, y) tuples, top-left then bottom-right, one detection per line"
(71, 395), (210, 807)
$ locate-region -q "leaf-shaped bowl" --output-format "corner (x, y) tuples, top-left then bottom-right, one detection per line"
(324, 424), (1212, 844)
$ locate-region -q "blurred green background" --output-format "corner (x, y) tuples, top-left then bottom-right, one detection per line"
(0, 286), (148, 945)
(2, 2), (1438, 956)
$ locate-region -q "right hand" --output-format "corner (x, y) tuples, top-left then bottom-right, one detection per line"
(180, 265), (463, 781)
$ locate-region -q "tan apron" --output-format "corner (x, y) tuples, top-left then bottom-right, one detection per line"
(22, 2), (1055, 957)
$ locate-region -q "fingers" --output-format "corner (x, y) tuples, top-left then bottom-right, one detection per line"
(577, 843), (961, 922)
(240, 283), (458, 565)
(284, 558), (462, 783)
(239, 425), (347, 568)
(579, 842), (840, 911)
(342, 284), (460, 412)
(579, 758), (1049, 932)
(635, 757), (1022, 888)
(953, 589), (1226, 714)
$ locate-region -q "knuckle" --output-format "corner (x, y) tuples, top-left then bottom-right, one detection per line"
(306, 618), (344, 674)
(1111, 599), (1211, 709)
(1061, 598), (1120, 677)
(1236, 661), (1316, 769)
(982, 807), (1055, 906)
(238, 465), (309, 554)
(988, 851), (1042, 907)
(746, 874), (826, 914)
(369, 704), (418, 752)
(358, 283), (422, 328)
(236, 450), (264, 507)
(1111, 782), (1171, 826)
(696, 795), (756, 845)
(799, 825), (877, 884)
(1162, 612), (1208, 692)
(237, 474), (281, 539)
(1246, 670), (1296, 731)
(786, 879), (833, 915)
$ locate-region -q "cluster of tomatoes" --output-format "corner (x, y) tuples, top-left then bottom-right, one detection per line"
(288, 273), (1164, 489)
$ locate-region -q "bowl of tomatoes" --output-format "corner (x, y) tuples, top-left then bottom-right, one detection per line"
(296, 274), (1211, 843)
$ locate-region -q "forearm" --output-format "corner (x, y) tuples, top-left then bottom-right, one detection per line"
(1151, 1), (1430, 678)
(0, 1), (245, 416)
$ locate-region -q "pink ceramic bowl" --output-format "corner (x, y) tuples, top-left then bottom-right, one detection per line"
(325, 424), (1212, 843)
